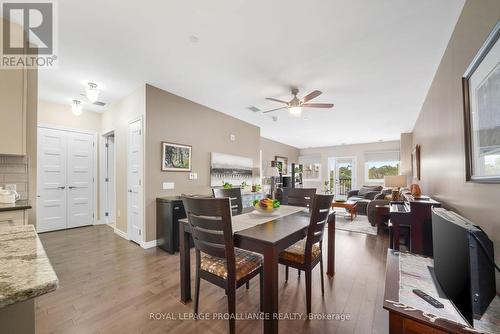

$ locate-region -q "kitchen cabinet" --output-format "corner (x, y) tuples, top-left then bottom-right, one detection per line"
(0, 210), (28, 226)
(0, 67), (26, 155)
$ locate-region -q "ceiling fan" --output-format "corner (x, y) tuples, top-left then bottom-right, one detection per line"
(263, 88), (334, 115)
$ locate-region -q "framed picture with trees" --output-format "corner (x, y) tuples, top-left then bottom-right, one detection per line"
(161, 142), (192, 172)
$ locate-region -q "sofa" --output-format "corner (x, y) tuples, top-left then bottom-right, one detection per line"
(347, 185), (387, 216)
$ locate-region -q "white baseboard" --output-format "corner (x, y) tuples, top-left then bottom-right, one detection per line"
(141, 239), (158, 249)
(114, 227), (129, 240)
(93, 219), (107, 225)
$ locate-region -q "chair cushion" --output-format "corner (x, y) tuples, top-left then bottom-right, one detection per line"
(201, 248), (263, 280)
(279, 239), (321, 264)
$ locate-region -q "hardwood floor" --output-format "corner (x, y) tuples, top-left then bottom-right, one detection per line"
(36, 225), (389, 334)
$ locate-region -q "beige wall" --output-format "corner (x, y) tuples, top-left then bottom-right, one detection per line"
(299, 140), (401, 190)
(260, 137), (300, 172)
(144, 84), (261, 242)
(38, 101), (102, 132)
(101, 86), (146, 233)
(400, 132), (413, 177)
(410, 0), (500, 290)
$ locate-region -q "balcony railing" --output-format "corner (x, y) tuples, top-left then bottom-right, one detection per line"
(337, 178), (352, 196)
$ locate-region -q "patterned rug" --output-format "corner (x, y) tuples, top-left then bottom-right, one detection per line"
(334, 213), (378, 236)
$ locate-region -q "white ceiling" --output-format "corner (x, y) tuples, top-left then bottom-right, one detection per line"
(39, 0), (465, 149)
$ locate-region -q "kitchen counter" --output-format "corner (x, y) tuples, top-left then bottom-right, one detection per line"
(0, 225), (58, 308)
(0, 199), (32, 212)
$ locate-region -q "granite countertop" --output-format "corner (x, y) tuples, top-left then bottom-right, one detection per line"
(0, 225), (58, 308)
(0, 200), (32, 212)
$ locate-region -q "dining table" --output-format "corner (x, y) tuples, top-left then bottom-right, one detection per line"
(178, 205), (336, 334)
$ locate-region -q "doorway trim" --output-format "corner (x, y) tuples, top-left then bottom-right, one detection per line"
(37, 123), (98, 226)
(99, 129), (116, 225)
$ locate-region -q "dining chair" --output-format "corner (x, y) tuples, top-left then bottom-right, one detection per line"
(281, 188), (317, 208)
(278, 194), (334, 314)
(212, 187), (243, 213)
(181, 196), (263, 334)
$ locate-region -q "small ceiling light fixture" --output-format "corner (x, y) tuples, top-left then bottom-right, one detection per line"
(289, 106), (302, 116)
(72, 99), (82, 116)
(86, 82), (100, 103)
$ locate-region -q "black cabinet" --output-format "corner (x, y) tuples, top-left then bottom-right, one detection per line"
(156, 196), (191, 254)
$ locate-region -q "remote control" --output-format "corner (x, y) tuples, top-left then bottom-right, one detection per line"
(412, 289), (444, 308)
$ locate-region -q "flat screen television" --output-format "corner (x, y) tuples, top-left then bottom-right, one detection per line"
(432, 207), (496, 325)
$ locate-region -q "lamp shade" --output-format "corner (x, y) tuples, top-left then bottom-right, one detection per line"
(384, 175), (407, 188)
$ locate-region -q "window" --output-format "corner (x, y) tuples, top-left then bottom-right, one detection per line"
(365, 161), (400, 182)
(364, 151), (400, 182)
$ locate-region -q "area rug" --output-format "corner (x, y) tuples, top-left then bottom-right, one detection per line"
(334, 214), (377, 236)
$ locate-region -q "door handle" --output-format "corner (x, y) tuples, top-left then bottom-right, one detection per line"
(68, 186), (76, 189)
(128, 189), (133, 193)
(58, 186), (66, 189)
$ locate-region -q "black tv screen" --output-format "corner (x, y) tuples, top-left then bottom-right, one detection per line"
(432, 208), (496, 326)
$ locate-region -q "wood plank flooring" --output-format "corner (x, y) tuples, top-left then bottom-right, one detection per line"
(36, 225), (389, 334)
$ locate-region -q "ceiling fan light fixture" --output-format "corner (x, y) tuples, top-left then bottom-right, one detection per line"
(86, 82), (100, 103)
(71, 100), (82, 116)
(289, 106), (302, 116)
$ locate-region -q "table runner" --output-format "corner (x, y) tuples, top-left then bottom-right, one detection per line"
(231, 205), (308, 232)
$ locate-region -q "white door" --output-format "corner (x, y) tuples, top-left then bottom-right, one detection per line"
(67, 132), (94, 228)
(37, 128), (68, 232)
(128, 120), (143, 244)
(37, 126), (95, 232)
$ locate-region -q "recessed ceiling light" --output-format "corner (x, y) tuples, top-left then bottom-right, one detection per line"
(189, 35), (199, 43)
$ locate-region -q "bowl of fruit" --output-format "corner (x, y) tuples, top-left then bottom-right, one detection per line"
(253, 198), (280, 215)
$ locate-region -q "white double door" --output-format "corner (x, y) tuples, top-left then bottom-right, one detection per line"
(37, 127), (95, 233)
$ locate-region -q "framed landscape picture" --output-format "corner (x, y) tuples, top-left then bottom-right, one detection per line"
(161, 142), (192, 172)
(463, 21), (500, 182)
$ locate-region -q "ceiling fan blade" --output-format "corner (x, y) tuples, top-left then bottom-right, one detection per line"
(266, 97), (289, 104)
(302, 103), (334, 108)
(262, 107), (287, 114)
(302, 90), (322, 103)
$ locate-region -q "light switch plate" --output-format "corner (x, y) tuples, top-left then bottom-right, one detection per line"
(230, 134), (236, 141)
(189, 173), (198, 180)
(163, 182), (175, 190)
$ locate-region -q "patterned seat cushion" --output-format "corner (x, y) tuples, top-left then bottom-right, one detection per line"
(279, 239), (321, 264)
(201, 248), (263, 280)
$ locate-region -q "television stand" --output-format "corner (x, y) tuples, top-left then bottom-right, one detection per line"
(383, 250), (500, 333)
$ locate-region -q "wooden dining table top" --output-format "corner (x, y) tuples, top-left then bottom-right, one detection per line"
(179, 206), (312, 245)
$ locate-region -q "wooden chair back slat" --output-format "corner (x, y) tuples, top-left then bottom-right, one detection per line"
(193, 228), (226, 245)
(282, 188), (317, 208)
(212, 188), (243, 213)
(188, 214), (224, 231)
(195, 240), (227, 258)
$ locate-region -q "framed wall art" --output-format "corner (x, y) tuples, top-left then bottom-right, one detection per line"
(161, 142), (192, 172)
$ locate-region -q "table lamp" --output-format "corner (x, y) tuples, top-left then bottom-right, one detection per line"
(384, 175), (407, 201)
